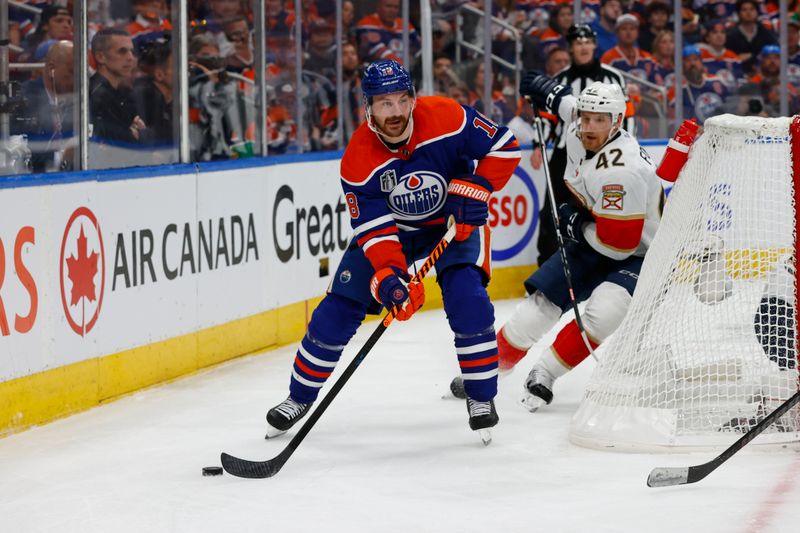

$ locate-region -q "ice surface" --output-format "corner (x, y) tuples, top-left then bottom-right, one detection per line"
(1, 300), (798, 533)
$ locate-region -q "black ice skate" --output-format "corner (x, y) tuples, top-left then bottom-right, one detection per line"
(265, 396), (312, 439)
(521, 363), (555, 412)
(466, 397), (499, 446)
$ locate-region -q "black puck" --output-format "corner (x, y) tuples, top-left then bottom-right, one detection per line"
(202, 466), (223, 476)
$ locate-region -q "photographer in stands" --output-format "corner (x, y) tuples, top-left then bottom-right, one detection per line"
(188, 34), (252, 160)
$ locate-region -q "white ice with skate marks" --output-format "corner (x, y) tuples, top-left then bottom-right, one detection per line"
(0, 300), (799, 533)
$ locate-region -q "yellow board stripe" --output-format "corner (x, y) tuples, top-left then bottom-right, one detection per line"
(0, 265), (534, 438)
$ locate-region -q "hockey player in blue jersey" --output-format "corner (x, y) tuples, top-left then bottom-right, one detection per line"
(264, 59), (521, 443)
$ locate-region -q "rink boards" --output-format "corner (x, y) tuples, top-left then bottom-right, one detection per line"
(0, 144), (671, 436)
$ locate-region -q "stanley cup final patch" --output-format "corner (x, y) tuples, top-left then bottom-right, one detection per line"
(602, 184), (625, 210)
(380, 169), (398, 192)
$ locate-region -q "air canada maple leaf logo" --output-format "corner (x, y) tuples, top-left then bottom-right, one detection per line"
(66, 227), (99, 305)
(60, 207), (105, 337)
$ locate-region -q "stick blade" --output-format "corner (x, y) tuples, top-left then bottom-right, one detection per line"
(647, 466), (690, 488)
(220, 452), (284, 479)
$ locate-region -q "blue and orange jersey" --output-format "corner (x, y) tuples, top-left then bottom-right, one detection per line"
(649, 63), (674, 87)
(340, 96), (521, 273)
(126, 17), (173, 40)
(534, 27), (567, 57)
(698, 44), (744, 90)
(355, 13), (420, 65)
(600, 46), (659, 81)
(668, 76), (730, 124)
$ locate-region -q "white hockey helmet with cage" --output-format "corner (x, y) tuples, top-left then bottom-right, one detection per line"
(575, 82), (627, 139)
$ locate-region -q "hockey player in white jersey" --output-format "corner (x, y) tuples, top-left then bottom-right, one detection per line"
(453, 75), (664, 410)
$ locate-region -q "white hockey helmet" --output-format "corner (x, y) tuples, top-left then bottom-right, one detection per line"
(575, 82), (627, 138)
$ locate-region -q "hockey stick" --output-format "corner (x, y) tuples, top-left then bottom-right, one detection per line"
(220, 217), (457, 479)
(647, 389), (800, 487)
(528, 100), (597, 361)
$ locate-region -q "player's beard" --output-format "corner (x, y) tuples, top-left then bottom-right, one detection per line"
(581, 132), (608, 152)
(375, 112), (412, 143)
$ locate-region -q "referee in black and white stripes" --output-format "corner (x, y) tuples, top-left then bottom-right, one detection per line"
(533, 24), (634, 265)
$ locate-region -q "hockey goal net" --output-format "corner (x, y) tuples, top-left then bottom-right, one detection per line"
(570, 114), (800, 451)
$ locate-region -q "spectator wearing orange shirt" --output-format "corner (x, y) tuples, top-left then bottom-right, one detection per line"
(668, 44), (730, 125)
(266, 0), (295, 48)
(601, 14), (658, 82)
(534, 4), (574, 60)
(127, 0), (172, 41)
(698, 19), (744, 91)
(355, 0), (420, 67)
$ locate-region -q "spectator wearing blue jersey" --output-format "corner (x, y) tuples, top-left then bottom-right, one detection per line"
(698, 19), (744, 92)
(751, 45), (800, 114)
(751, 44), (781, 84)
(591, 0), (623, 56)
(669, 45), (730, 125)
(355, 0), (420, 67)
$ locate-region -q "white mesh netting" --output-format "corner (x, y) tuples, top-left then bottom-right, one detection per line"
(569, 114), (800, 451)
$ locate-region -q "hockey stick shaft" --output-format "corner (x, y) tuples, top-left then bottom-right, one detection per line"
(647, 389), (800, 488)
(221, 217), (457, 479)
(529, 102), (597, 361)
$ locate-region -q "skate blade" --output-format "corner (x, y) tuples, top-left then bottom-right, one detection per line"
(520, 394), (546, 413)
(264, 425), (287, 439)
(477, 428), (492, 446)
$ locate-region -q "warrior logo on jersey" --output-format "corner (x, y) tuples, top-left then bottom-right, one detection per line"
(602, 184), (625, 210)
(380, 169), (397, 192)
(388, 170), (446, 221)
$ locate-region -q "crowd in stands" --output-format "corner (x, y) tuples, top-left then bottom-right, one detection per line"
(3, 0), (800, 174)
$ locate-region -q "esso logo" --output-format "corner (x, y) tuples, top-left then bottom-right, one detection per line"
(489, 166), (539, 261)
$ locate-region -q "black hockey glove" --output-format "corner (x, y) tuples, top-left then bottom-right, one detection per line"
(557, 203), (591, 246)
(520, 70), (572, 114)
(443, 174), (493, 241)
